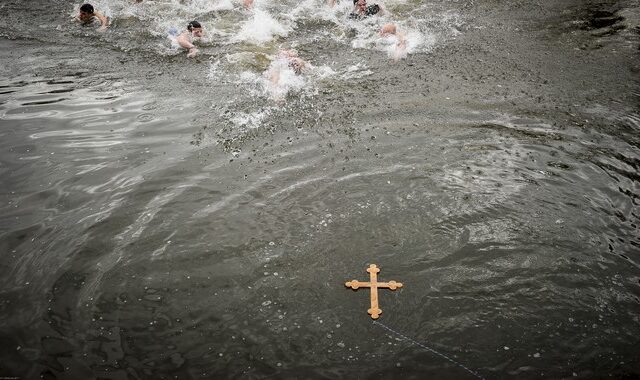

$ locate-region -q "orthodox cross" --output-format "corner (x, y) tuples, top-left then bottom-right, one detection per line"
(345, 264), (403, 319)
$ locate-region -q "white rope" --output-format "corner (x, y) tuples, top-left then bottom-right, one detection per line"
(373, 320), (486, 380)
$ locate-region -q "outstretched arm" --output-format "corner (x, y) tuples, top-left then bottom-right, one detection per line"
(176, 33), (199, 57)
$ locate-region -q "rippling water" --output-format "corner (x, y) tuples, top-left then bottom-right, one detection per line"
(1, 0), (639, 378)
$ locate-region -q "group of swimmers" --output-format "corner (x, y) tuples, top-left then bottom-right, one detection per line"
(76, 1), (406, 84)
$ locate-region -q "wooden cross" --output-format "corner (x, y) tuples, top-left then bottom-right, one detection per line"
(345, 264), (403, 319)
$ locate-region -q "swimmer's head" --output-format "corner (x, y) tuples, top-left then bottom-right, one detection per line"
(187, 21), (202, 37)
(354, 0), (367, 11)
(80, 3), (94, 15)
(187, 21), (201, 31)
(290, 59), (303, 74)
(187, 21), (203, 37)
(79, 3), (94, 21)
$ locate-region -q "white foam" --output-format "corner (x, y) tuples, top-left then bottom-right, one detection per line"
(341, 62), (373, 79)
(233, 9), (290, 45)
(230, 108), (273, 129)
(207, 60), (223, 80)
(312, 65), (337, 80)
(211, 0), (235, 11)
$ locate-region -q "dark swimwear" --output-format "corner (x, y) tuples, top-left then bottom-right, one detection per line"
(348, 4), (380, 19)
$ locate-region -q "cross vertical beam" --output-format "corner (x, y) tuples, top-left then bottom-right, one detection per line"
(367, 264), (381, 318)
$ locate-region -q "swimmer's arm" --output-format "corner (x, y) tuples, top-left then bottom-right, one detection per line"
(176, 33), (196, 50)
(177, 33), (199, 57)
(94, 12), (109, 30)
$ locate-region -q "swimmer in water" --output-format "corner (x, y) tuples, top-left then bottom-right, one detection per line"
(243, 0), (254, 9)
(278, 49), (308, 74)
(176, 21), (204, 58)
(349, 0), (385, 19)
(380, 23), (407, 61)
(266, 49), (309, 86)
(75, 3), (109, 31)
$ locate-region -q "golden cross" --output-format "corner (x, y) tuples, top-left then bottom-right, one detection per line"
(345, 264), (403, 319)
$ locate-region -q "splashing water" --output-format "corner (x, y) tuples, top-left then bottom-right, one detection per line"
(233, 9), (291, 45)
(256, 57), (307, 101)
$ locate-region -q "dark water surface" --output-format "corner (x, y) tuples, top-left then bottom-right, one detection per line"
(1, 0), (639, 379)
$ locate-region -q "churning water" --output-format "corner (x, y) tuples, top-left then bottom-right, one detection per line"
(0, 0), (639, 378)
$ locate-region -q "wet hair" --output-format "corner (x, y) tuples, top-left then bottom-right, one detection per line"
(187, 21), (202, 31)
(80, 3), (94, 14)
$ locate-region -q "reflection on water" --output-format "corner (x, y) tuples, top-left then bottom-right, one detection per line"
(0, 74), (195, 310)
(1, 0), (640, 378)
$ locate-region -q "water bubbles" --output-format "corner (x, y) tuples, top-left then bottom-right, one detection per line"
(136, 113), (154, 123)
(229, 109), (272, 129)
(341, 62), (373, 80)
(144, 294), (162, 302)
